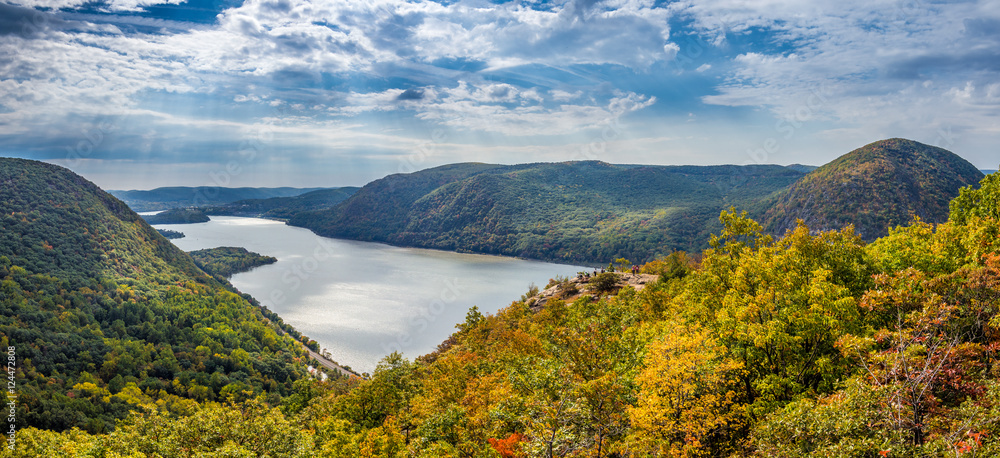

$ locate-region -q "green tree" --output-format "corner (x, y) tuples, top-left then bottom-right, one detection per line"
(950, 170), (1000, 224)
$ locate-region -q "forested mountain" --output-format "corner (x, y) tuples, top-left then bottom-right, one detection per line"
(760, 138), (984, 240)
(289, 161), (805, 265)
(203, 186), (360, 219)
(7, 164), (1000, 457)
(283, 139), (983, 265)
(140, 208), (210, 224)
(784, 163), (819, 173)
(0, 158), (324, 434)
(108, 186), (331, 211)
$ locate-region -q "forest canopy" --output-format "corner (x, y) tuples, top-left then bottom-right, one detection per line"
(188, 246), (277, 279)
(0, 158), (332, 437)
(4, 161), (999, 456)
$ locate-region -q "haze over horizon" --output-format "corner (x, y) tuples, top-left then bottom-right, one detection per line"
(1, 0), (998, 190)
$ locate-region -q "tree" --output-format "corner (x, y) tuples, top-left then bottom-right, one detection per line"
(753, 378), (908, 457)
(950, 170), (1000, 225)
(681, 212), (870, 419)
(588, 273), (618, 295)
(628, 322), (744, 457)
(102, 399), (316, 457)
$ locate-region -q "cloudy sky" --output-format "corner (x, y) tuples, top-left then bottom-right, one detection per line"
(0, 0), (997, 189)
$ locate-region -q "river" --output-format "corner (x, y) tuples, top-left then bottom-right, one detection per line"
(154, 216), (585, 374)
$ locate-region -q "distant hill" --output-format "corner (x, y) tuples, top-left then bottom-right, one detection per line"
(284, 139), (983, 264)
(760, 138), (984, 240)
(289, 161), (805, 265)
(0, 158), (318, 432)
(204, 187), (360, 219)
(108, 186), (331, 211)
(141, 207), (210, 224)
(785, 164), (819, 173)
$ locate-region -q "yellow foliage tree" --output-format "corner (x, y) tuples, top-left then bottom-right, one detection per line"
(628, 322), (744, 457)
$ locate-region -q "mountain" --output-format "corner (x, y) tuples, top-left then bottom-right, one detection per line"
(6, 157), (1000, 456)
(108, 186), (331, 212)
(141, 208), (210, 224)
(785, 163), (819, 173)
(203, 186), (360, 219)
(0, 159), (202, 280)
(0, 158), (320, 433)
(284, 138), (982, 264)
(289, 161), (805, 265)
(12, 165), (1000, 457)
(760, 138), (984, 240)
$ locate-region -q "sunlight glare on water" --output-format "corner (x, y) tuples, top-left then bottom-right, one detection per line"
(157, 216), (585, 373)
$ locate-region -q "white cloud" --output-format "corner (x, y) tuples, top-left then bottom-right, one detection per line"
(330, 81), (656, 136)
(550, 90), (583, 102)
(0, 0), (677, 132)
(3, 0), (999, 184)
(414, 89), (656, 136)
(9, 0), (185, 12)
(685, 0), (1000, 152)
(193, 0), (678, 74)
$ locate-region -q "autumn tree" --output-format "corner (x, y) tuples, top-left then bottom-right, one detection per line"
(628, 322), (744, 457)
(677, 210), (871, 419)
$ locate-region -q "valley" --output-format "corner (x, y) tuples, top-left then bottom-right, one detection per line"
(1, 139), (998, 456)
(5, 0), (999, 454)
(122, 139), (983, 267)
(152, 215), (585, 373)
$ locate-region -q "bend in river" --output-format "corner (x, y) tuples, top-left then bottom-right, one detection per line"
(156, 216), (585, 373)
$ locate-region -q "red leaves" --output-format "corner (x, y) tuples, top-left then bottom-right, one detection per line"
(956, 430), (987, 454)
(488, 433), (525, 458)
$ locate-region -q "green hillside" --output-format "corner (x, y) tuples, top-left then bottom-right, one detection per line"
(189, 247), (277, 279)
(155, 229), (184, 239)
(203, 186), (360, 219)
(0, 159), (323, 433)
(141, 208), (210, 224)
(760, 138), (984, 240)
(6, 167), (1000, 457)
(289, 161), (805, 265)
(280, 139), (982, 265)
(784, 163), (819, 173)
(0, 159), (202, 280)
(290, 162), (506, 240)
(109, 186), (331, 212)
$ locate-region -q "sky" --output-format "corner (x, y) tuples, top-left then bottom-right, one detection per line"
(0, 0), (997, 190)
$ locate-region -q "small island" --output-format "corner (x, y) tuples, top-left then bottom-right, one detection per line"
(156, 228), (185, 239)
(142, 208), (210, 224)
(189, 246), (278, 279)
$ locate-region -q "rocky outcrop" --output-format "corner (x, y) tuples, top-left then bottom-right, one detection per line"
(527, 272), (659, 311)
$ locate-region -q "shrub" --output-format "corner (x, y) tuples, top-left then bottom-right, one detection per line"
(588, 272), (619, 294)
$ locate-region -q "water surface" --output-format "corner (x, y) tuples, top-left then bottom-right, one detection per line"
(156, 216), (584, 373)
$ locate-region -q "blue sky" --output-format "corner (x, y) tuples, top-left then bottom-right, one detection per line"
(0, 0), (997, 189)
